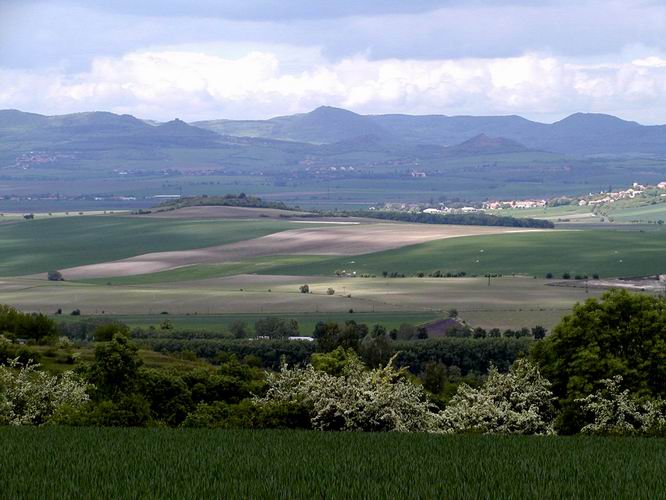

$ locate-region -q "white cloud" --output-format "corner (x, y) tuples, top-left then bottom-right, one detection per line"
(3, 49), (666, 123)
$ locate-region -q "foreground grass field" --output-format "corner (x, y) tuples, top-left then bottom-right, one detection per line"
(0, 428), (663, 499)
(0, 216), (298, 276)
(266, 229), (666, 278)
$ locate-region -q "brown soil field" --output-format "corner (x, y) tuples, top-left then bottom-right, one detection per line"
(60, 223), (542, 279)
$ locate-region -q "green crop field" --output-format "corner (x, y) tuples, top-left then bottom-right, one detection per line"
(0, 216), (297, 276)
(264, 229), (666, 278)
(55, 311), (442, 334)
(0, 428), (663, 499)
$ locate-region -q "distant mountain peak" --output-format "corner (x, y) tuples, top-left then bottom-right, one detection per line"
(448, 133), (528, 155)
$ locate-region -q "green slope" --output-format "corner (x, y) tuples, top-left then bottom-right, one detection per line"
(261, 229), (666, 278)
(0, 216), (296, 276)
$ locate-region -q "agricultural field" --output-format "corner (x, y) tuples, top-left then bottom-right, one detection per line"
(268, 229), (666, 278)
(0, 210), (662, 330)
(58, 221), (523, 280)
(1, 428), (663, 499)
(0, 216), (300, 276)
(55, 311), (441, 335)
(0, 275), (603, 329)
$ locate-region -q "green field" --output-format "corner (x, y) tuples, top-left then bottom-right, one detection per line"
(263, 229), (666, 278)
(56, 311), (442, 334)
(0, 216), (297, 276)
(0, 428), (663, 499)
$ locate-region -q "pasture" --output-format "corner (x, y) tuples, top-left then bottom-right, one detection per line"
(1, 428), (663, 499)
(0, 276), (604, 329)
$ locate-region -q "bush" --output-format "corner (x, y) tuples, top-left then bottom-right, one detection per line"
(0, 360), (90, 425)
(577, 376), (666, 437)
(257, 353), (440, 432)
(440, 359), (556, 435)
(299, 285), (310, 294)
(326, 288), (335, 295)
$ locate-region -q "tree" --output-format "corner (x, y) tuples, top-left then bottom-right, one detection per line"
(447, 308), (459, 319)
(229, 320), (248, 339)
(88, 335), (143, 399)
(254, 317), (299, 339)
(359, 333), (393, 368)
(313, 321), (341, 352)
(93, 322), (130, 342)
(299, 284), (310, 294)
(326, 288), (335, 295)
(440, 359), (556, 435)
(47, 270), (64, 281)
(421, 361), (447, 395)
(531, 325), (547, 340)
(532, 290), (666, 433)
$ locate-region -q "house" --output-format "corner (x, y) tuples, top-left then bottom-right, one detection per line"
(422, 318), (465, 337)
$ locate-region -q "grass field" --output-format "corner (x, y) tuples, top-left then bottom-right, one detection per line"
(0, 428), (663, 499)
(263, 229), (666, 278)
(0, 216), (298, 276)
(0, 276), (604, 329)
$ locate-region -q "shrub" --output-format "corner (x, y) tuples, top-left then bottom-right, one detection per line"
(577, 376), (666, 437)
(257, 353), (440, 432)
(299, 285), (310, 294)
(440, 359), (556, 435)
(0, 359), (90, 425)
(326, 288), (335, 296)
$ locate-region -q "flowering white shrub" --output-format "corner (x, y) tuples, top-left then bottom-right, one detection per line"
(441, 359), (556, 435)
(0, 359), (90, 425)
(577, 376), (666, 436)
(257, 353), (440, 432)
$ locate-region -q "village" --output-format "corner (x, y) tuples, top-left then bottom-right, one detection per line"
(373, 180), (666, 215)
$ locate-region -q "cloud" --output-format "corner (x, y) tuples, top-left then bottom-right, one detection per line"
(3, 49), (666, 123)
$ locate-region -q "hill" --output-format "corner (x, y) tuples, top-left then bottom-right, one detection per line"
(445, 134), (529, 156)
(195, 106), (392, 144)
(195, 108), (666, 154)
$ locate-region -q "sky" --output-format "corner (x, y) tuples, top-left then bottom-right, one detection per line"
(2, 0), (666, 123)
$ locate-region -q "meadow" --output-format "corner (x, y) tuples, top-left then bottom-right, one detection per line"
(0, 275), (603, 329)
(0, 427), (663, 499)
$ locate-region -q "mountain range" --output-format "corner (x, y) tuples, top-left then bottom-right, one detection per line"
(193, 105), (666, 155)
(2, 106), (666, 157)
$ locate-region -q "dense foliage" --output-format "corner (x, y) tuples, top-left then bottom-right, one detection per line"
(258, 350), (439, 432)
(347, 210), (555, 228)
(159, 193), (292, 211)
(532, 289), (666, 433)
(0, 305), (56, 342)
